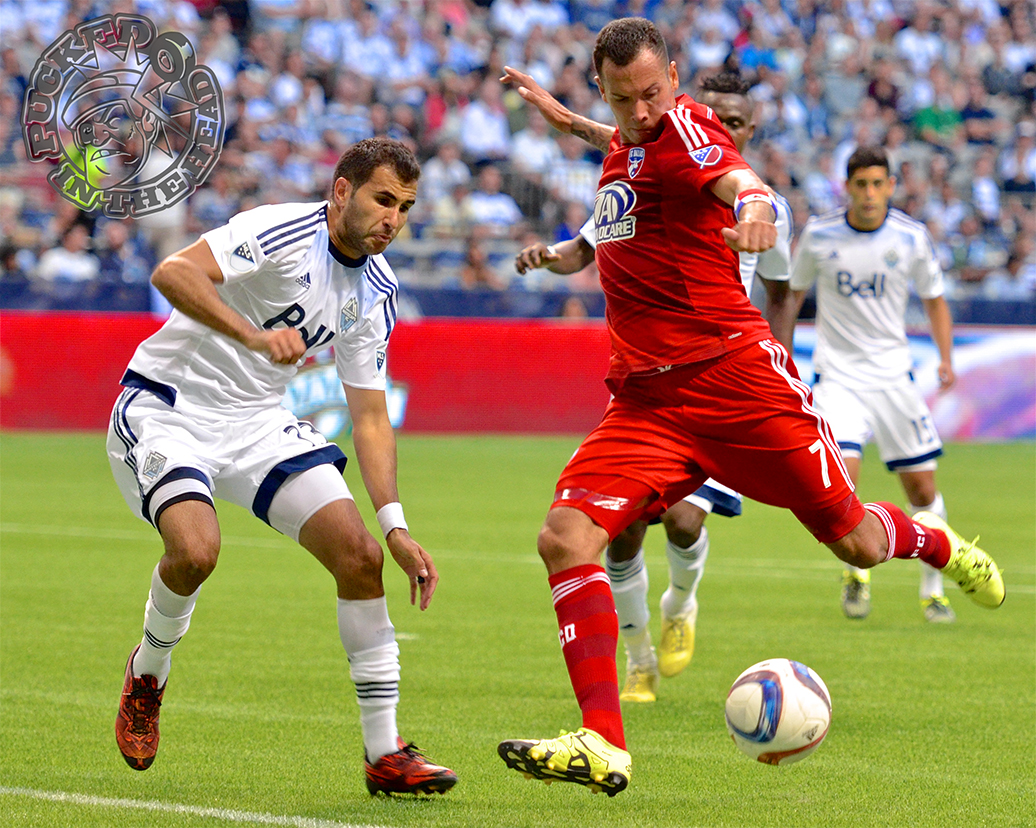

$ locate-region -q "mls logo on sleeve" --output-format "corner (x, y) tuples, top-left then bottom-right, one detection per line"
(340, 298), (358, 332)
(689, 145), (723, 168)
(627, 147), (645, 178)
(230, 241), (254, 271)
(376, 350), (386, 372)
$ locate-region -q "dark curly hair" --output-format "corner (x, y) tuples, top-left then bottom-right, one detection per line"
(331, 137), (420, 194)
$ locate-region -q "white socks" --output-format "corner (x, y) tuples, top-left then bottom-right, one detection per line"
(661, 527), (709, 619)
(132, 564), (199, 687)
(909, 493), (947, 599)
(606, 550), (655, 666)
(338, 597), (400, 763)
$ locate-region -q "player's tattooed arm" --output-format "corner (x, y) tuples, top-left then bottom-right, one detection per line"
(501, 65), (614, 153)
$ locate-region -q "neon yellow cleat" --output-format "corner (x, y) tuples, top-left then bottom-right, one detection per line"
(658, 601), (696, 678)
(619, 663), (659, 703)
(913, 512), (1004, 608)
(841, 569), (871, 619)
(498, 728), (631, 796)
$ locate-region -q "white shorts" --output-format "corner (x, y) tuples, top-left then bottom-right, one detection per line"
(107, 379), (351, 539)
(811, 379), (942, 471)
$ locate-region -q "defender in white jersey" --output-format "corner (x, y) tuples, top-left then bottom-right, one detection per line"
(787, 145), (957, 624)
(509, 69), (798, 702)
(108, 139), (457, 795)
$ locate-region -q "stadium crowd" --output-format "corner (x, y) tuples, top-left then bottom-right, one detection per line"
(1, 0), (1034, 307)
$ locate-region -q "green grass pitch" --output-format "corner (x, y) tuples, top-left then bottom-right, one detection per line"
(1, 432), (1033, 828)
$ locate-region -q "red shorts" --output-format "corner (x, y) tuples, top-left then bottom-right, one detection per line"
(553, 339), (864, 543)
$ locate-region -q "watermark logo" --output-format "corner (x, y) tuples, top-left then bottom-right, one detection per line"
(21, 14), (225, 218)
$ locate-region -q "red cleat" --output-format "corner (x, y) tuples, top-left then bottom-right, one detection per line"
(115, 646), (165, 770)
(364, 738), (457, 795)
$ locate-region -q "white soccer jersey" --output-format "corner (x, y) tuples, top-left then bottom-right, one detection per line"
(126, 201), (398, 412)
(790, 207), (944, 389)
(578, 191), (793, 294)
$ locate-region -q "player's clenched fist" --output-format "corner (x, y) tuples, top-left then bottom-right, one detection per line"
(249, 327), (306, 364)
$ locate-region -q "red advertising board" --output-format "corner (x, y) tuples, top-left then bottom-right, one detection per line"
(0, 312), (613, 433)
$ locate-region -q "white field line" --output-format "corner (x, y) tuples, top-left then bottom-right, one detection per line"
(0, 786), (387, 828)
(4, 523), (1034, 589)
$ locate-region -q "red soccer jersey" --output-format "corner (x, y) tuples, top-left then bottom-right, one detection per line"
(594, 96), (773, 386)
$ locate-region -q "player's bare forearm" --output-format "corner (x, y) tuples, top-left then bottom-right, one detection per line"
(762, 278), (796, 352)
(923, 296), (956, 389)
(515, 237), (594, 275)
(344, 385), (401, 510)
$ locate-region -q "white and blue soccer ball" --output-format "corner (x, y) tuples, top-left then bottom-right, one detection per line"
(724, 658), (832, 765)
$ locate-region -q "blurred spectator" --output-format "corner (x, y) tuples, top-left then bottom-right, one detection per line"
(421, 141), (473, 208)
(960, 78), (1004, 146)
(924, 180), (969, 237)
(554, 200), (590, 243)
(558, 295), (590, 319)
(999, 122), (1036, 194)
(246, 133), (317, 202)
(509, 107), (563, 176)
(913, 67), (963, 155)
(982, 236), (1036, 300)
(459, 77), (513, 165)
(35, 224), (99, 285)
(545, 134), (599, 212)
(96, 220), (153, 289)
(893, 4), (944, 77)
(343, 8), (393, 79)
(972, 150), (1002, 230)
(431, 180), (476, 238)
(459, 231), (508, 289)
(466, 165), (525, 237)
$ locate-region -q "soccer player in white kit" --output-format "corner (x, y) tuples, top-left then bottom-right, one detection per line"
(509, 69), (799, 702)
(108, 138), (457, 795)
(786, 145), (957, 624)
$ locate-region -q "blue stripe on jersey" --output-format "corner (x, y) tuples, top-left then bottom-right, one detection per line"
(260, 211), (326, 254)
(256, 206), (326, 244)
(808, 209), (847, 231)
(366, 259), (398, 339)
(263, 225), (321, 255)
(121, 368), (176, 407)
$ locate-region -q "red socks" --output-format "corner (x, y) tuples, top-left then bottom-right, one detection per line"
(864, 502), (951, 568)
(549, 564), (625, 749)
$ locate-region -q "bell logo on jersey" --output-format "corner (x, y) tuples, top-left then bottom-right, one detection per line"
(627, 147), (645, 178)
(340, 298), (358, 332)
(594, 181), (637, 244)
(689, 145), (723, 168)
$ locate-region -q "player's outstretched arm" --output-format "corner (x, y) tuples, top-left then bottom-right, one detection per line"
(151, 240), (305, 364)
(515, 237), (594, 275)
(500, 66), (614, 153)
(344, 384), (438, 610)
(712, 170), (778, 254)
(922, 296), (956, 389)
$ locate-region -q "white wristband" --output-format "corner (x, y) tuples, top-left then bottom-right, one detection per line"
(733, 190), (777, 221)
(376, 502), (408, 538)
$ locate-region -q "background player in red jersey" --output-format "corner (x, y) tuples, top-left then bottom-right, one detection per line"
(497, 17), (1004, 798)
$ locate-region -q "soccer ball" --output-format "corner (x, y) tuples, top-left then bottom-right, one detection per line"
(724, 658), (832, 766)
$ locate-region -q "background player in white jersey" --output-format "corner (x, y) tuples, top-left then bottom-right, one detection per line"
(784, 145), (957, 624)
(510, 70), (797, 703)
(108, 138), (457, 795)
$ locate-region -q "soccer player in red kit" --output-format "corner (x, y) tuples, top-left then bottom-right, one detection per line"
(497, 18), (1004, 797)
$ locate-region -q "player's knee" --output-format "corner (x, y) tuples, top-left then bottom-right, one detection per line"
(608, 521), (647, 562)
(161, 536), (220, 589)
(662, 508), (705, 549)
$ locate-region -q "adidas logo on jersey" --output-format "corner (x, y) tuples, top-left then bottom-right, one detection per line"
(296, 272), (311, 289)
(827, 250), (839, 259)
